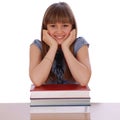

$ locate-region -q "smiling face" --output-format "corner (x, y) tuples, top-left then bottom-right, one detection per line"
(41, 2), (77, 45)
(47, 22), (72, 44)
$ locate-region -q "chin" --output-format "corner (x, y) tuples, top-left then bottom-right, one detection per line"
(56, 39), (64, 45)
(58, 42), (62, 45)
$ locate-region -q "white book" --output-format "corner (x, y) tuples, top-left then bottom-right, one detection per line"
(30, 106), (90, 113)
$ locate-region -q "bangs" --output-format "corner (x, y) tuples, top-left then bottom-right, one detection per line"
(46, 11), (73, 24)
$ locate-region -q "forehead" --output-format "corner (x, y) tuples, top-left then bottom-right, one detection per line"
(47, 22), (72, 25)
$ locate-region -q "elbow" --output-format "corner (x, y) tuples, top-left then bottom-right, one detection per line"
(78, 69), (92, 86)
(29, 73), (43, 87)
(33, 81), (43, 87)
(80, 79), (89, 86)
(75, 77), (89, 86)
(83, 70), (92, 86)
(31, 78), (43, 87)
(80, 80), (89, 86)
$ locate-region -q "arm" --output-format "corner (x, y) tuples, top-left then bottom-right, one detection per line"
(61, 30), (91, 86)
(29, 31), (58, 86)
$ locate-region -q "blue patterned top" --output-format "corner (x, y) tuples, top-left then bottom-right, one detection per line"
(31, 37), (89, 84)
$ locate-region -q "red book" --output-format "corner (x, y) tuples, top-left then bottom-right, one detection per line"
(30, 84), (90, 98)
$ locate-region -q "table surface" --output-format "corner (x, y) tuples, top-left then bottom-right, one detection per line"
(0, 103), (120, 120)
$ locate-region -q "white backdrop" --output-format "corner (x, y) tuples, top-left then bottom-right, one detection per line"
(0, 0), (120, 103)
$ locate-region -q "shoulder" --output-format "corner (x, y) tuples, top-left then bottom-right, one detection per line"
(74, 37), (89, 56)
(31, 39), (42, 50)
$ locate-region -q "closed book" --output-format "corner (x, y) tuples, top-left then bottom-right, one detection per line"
(30, 105), (90, 113)
(30, 98), (90, 106)
(30, 84), (90, 98)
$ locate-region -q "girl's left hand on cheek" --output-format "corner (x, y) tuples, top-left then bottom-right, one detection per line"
(62, 29), (76, 48)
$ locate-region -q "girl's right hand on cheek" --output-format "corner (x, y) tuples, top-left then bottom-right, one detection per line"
(43, 30), (58, 48)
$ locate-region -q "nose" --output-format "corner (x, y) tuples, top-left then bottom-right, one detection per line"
(56, 26), (63, 34)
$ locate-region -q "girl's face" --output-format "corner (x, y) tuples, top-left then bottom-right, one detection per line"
(47, 22), (72, 45)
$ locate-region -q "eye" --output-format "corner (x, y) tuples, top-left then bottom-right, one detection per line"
(49, 24), (55, 27)
(63, 24), (69, 27)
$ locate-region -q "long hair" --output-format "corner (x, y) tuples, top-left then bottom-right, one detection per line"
(41, 2), (77, 80)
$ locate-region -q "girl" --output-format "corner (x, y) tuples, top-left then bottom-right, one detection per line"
(29, 2), (91, 86)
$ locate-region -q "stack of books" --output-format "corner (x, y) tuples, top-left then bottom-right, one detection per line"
(30, 84), (91, 115)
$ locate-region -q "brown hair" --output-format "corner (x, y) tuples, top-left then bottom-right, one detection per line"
(41, 2), (77, 80)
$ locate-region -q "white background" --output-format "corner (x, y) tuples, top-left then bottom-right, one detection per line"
(0, 0), (120, 103)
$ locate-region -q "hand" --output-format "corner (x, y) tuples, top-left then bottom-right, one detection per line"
(61, 29), (76, 48)
(43, 30), (58, 48)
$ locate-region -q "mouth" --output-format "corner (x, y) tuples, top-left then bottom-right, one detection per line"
(54, 35), (65, 41)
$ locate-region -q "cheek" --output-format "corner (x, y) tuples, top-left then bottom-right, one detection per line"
(65, 27), (72, 34)
(47, 28), (55, 34)
(65, 30), (71, 36)
(47, 30), (53, 36)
